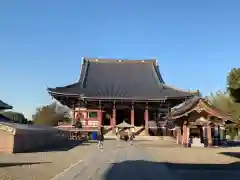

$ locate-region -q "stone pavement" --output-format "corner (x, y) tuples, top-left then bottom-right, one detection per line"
(52, 140), (179, 180)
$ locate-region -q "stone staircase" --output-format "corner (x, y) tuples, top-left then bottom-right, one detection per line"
(103, 126), (117, 139)
(103, 126), (113, 134)
(104, 126), (146, 138)
(134, 126), (146, 136)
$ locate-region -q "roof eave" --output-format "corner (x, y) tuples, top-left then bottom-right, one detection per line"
(47, 88), (84, 97)
(0, 106), (13, 110)
(0, 101), (13, 110)
(81, 96), (167, 102)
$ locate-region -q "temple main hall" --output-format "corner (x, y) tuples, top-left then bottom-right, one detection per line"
(47, 57), (197, 136)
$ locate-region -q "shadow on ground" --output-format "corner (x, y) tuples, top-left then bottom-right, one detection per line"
(0, 161), (51, 168)
(219, 152), (240, 159)
(21, 139), (117, 153)
(103, 160), (240, 180)
(20, 139), (89, 153)
(222, 140), (240, 147)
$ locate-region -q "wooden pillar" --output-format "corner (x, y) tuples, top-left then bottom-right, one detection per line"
(219, 125), (225, 142)
(207, 124), (212, 147)
(162, 127), (166, 136)
(182, 121), (188, 148)
(85, 110), (88, 127)
(176, 126), (181, 144)
(145, 102), (149, 135)
(131, 103), (134, 126)
(214, 125), (220, 146)
(98, 101), (102, 128)
(72, 103), (76, 126)
(112, 101), (116, 134)
(202, 126), (207, 147)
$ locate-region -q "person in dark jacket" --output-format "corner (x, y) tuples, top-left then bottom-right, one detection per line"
(97, 127), (104, 149)
(129, 130), (134, 145)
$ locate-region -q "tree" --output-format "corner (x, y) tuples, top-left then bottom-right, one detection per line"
(32, 102), (71, 126)
(227, 68), (240, 102)
(208, 91), (240, 139)
(195, 90), (202, 97)
(0, 111), (28, 124)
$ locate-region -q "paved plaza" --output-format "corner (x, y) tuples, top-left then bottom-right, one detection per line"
(0, 139), (239, 180)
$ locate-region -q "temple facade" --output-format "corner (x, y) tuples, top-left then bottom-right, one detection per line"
(48, 57), (196, 136)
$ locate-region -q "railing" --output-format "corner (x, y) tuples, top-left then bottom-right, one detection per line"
(80, 118), (98, 127)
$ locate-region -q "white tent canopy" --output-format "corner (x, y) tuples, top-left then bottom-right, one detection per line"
(116, 121), (134, 128)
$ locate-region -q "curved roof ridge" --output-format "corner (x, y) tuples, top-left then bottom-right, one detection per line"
(85, 57), (157, 64)
(162, 84), (198, 94)
(151, 61), (165, 88)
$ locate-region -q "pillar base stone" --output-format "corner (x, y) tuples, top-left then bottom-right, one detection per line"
(182, 143), (188, 148)
(208, 143), (212, 147)
(145, 129), (149, 135)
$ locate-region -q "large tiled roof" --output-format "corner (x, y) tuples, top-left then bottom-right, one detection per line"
(48, 58), (194, 101)
(0, 100), (12, 110)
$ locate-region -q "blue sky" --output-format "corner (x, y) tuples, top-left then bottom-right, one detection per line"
(1, 0), (239, 119)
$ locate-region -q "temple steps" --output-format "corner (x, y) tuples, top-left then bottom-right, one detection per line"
(103, 126), (112, 134)
(103, 126), (147, 136)
(134, 126), (146, 136)
(103, 126), (115, 136)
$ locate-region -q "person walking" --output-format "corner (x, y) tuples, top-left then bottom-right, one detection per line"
(128, 129), (134, 146)
(97, 127), (104, 150)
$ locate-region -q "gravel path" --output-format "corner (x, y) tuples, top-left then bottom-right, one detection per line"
(1, 139), (239, 180)
(142, 141), (240, 180)
(0, 141), (99, 180)
(53, 140), (178, 180)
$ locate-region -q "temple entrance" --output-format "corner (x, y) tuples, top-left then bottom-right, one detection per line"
(189, 125), (205, 147)
(134, 108), (145, 126)
(102, 108), (111, 126)
(116, 109), (131, 125)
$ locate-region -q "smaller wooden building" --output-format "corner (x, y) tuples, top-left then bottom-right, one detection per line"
(165, 97), (230, 147)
